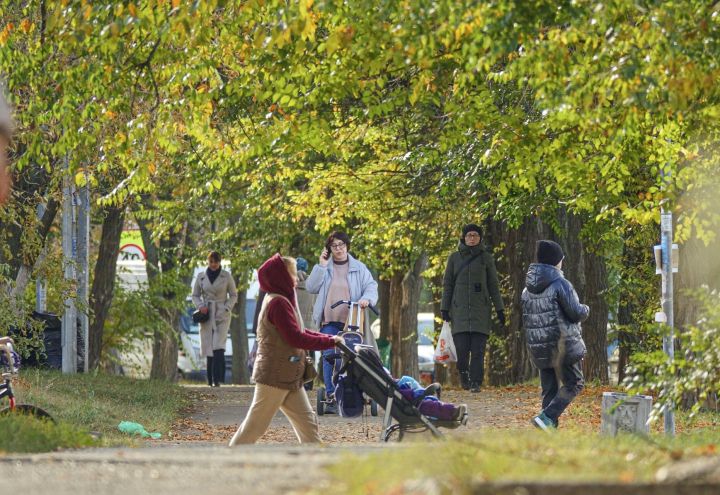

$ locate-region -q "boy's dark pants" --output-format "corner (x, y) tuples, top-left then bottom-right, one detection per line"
(540, 360), (584, 423)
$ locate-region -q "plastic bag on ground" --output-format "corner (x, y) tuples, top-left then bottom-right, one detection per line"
(433, 321), (457, 363)
(118, 421), (161, 439)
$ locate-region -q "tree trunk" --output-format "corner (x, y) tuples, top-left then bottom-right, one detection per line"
(10, 198), (60, 299)
(485, 216), (546, 385)
(0, 161), (58, 283)
(230, 282), (250, 384)
(389, 254), (427, 378)
(378, 278), (391, 340)
(88, 204), (125, 369)
(560, 212), (609, 383)
(388, 271), (403, 376)
(138, 219), (183, 382)
(582, 250), (609, 382)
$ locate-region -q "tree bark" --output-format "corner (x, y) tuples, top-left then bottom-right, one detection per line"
(389, 254), (427, 378)
(378, 278), (391, 340)
(138, 218), (183, 382)
(485, 216), (546, 385)
(88, 204), (125, 369)
(388, 271), (403, 376)
(557, 212), (609, 383)
(230, 281), (250, 384)
(10, 198), (59, 299)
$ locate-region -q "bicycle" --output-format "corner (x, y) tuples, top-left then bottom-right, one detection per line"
(0, 340), (54, 421)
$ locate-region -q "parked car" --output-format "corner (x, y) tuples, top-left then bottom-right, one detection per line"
(370, 312), (436, 381)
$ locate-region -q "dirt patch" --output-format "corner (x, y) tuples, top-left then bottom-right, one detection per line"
(162, 383), (612, 445)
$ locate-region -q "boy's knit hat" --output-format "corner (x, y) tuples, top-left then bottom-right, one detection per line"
(296, 257), (308, 273)
(536, 240), (564, 266)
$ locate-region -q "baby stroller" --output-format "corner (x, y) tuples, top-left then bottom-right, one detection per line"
(316, 300), (379, 417)
(335, 341), (468, 442)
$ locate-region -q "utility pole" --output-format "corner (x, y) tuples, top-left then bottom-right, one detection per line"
(77, 176), (90, 373)
(35, 204), (47, 313)
(61, 156), (77, 374)
(655, 209), (678, 437)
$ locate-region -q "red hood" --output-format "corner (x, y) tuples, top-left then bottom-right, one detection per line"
(258, 254), (296, 302)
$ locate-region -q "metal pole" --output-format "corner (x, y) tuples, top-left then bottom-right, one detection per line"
(35, 204), (47, 313)
(660, 210), (675, 436)
(77, 178), (90, 373)
(61, 156), (77, 374)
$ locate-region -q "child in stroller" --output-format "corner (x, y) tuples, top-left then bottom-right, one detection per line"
(334, 340), (469, 441)
(395, 375), (467, 424)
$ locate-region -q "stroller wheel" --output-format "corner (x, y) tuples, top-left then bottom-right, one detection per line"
(316, 387), (325, 416)
(370, 399), (378, 417)
(382, 424), (403, 442)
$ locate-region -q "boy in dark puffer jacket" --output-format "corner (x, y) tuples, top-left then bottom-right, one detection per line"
(522, 240), (590, 431)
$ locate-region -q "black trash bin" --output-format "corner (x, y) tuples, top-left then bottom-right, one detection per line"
(13, 312), (85, 372)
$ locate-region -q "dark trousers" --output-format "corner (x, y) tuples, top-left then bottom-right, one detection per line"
(539, 360), (584, 422)
(206, 349), (226, 386)
(320, 322), (345, 396)
(454, 331), (489, 386)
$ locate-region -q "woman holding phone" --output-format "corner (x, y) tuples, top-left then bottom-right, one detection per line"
(304, 231), (378, 414)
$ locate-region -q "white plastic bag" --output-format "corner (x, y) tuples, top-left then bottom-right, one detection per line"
(433, 321), (457, 363)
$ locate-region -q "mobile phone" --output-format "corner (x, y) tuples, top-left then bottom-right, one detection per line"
(322, 247), (330, 260)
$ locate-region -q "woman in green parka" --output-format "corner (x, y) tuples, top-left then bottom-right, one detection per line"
(441, 224), (505, 392)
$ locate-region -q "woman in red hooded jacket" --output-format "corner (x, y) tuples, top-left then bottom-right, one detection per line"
(229, 254), (343, 445)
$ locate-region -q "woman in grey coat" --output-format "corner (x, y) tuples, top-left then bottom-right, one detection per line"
(305, 232), (378, 413)
(441, 224), (505, 392)
(192, 251), (238, 387)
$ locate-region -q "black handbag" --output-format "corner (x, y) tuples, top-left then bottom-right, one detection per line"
(192, 309), (210, 324)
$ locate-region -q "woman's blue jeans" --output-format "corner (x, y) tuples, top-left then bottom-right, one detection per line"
(320, 322), (345, 397)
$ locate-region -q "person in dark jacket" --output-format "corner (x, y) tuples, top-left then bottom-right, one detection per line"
(441, 224), (505, 392)
(521, 240), (589, 431)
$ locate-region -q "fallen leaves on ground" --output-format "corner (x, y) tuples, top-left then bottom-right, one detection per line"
(161, 383), (651, 445)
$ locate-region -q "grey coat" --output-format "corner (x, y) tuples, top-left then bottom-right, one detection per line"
(192, 269), (238, 357)
(521, 263), (589, 369)
(296, 270), (317, 330)
(441, 242), (504, 335)
(305, 254), (378, 328)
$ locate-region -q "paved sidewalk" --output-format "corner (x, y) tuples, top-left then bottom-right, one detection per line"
(0, 444), (384, 495)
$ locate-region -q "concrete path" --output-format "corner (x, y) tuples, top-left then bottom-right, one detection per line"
(0, 444), (384, 495)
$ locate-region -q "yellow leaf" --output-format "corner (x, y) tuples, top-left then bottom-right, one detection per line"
(172, 0), (181, 8)
(75, 172), (88, 187)
(128, 3), (137, 17)
(83, 5), (92, 20)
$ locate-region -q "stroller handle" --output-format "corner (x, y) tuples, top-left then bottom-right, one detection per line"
(334, 340), (356, 358)
(330, 299), (380, 315)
